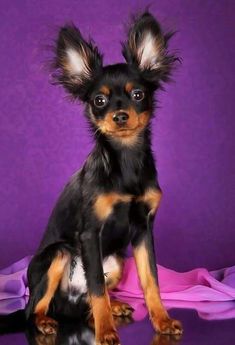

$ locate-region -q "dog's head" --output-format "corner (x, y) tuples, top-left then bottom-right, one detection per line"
(53, 12), (177, 146)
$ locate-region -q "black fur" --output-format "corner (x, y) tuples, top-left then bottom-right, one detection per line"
(27, 11), (182, 343)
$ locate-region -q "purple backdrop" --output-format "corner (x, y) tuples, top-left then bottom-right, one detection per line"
(0, 0), (234, 271)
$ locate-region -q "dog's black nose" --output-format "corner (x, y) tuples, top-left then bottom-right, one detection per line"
(113, 112), (129, 125)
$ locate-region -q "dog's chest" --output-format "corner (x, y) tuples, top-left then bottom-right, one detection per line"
(60, 255), (120, 302)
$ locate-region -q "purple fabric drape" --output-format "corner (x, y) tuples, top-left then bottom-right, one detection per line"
(0, 257), (234, 319)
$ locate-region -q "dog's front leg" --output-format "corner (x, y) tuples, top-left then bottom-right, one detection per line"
(80, 228), (120, 345)
(132, 189), (183, 335)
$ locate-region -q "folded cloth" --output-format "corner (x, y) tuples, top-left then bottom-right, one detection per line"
(0, 256), (234, 315)
(0, 256), (30, 301)
(112, 258), (235, 302)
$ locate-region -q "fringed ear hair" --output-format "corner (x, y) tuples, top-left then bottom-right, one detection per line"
(122, 12), (178, 87)
(52, 24), (103, 101)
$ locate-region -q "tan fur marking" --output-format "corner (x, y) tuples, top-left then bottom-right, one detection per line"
(91, 107), (151, 147)
(133, 244), (168, 326)
(34, 253), (69, 316)
(137, 188), (162, 214)
(90, 290), (118, 343)
(138, 110), (151, 128)
(94, 193), (132, 221)
(100, 85), (110, 96)
(125, 82), (134, 93)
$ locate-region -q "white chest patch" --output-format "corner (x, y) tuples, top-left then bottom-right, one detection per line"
(60, 255), (120, 303)
(60, 256), (87, 302)
(103, 255), (120, 277)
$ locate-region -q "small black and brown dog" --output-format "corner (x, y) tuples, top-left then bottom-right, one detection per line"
(26, 11), (183, 345)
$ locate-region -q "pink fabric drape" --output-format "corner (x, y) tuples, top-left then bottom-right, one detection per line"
(0, 256), (234, 319)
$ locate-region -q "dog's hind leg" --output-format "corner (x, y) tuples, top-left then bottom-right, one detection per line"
(34, 252), (69, 335)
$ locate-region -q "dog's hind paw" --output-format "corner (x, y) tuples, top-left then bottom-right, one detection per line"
(36, 315), (58, 335)
(110, 299), (134, 317)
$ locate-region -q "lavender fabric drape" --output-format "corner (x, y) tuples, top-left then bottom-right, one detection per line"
(0, 257), (234, 318)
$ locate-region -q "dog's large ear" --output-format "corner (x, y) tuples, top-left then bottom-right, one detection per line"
(122, 12), (177, 86)
(53, 24), (103, 100)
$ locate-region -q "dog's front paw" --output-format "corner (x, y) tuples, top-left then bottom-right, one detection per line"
(96, 329), (120, 345)
(153, 316), (183, 335)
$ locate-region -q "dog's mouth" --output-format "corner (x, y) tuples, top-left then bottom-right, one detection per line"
(92, 109), (151, 141)
(106, 126), (139, 137)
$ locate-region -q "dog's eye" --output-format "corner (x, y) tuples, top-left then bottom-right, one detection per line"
(94, 94), (108, 108)
(131, 89), (145, 102)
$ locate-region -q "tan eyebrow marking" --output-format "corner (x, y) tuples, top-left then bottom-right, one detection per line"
(125, 82), (134, 93)
(100, 85), (110, 95)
